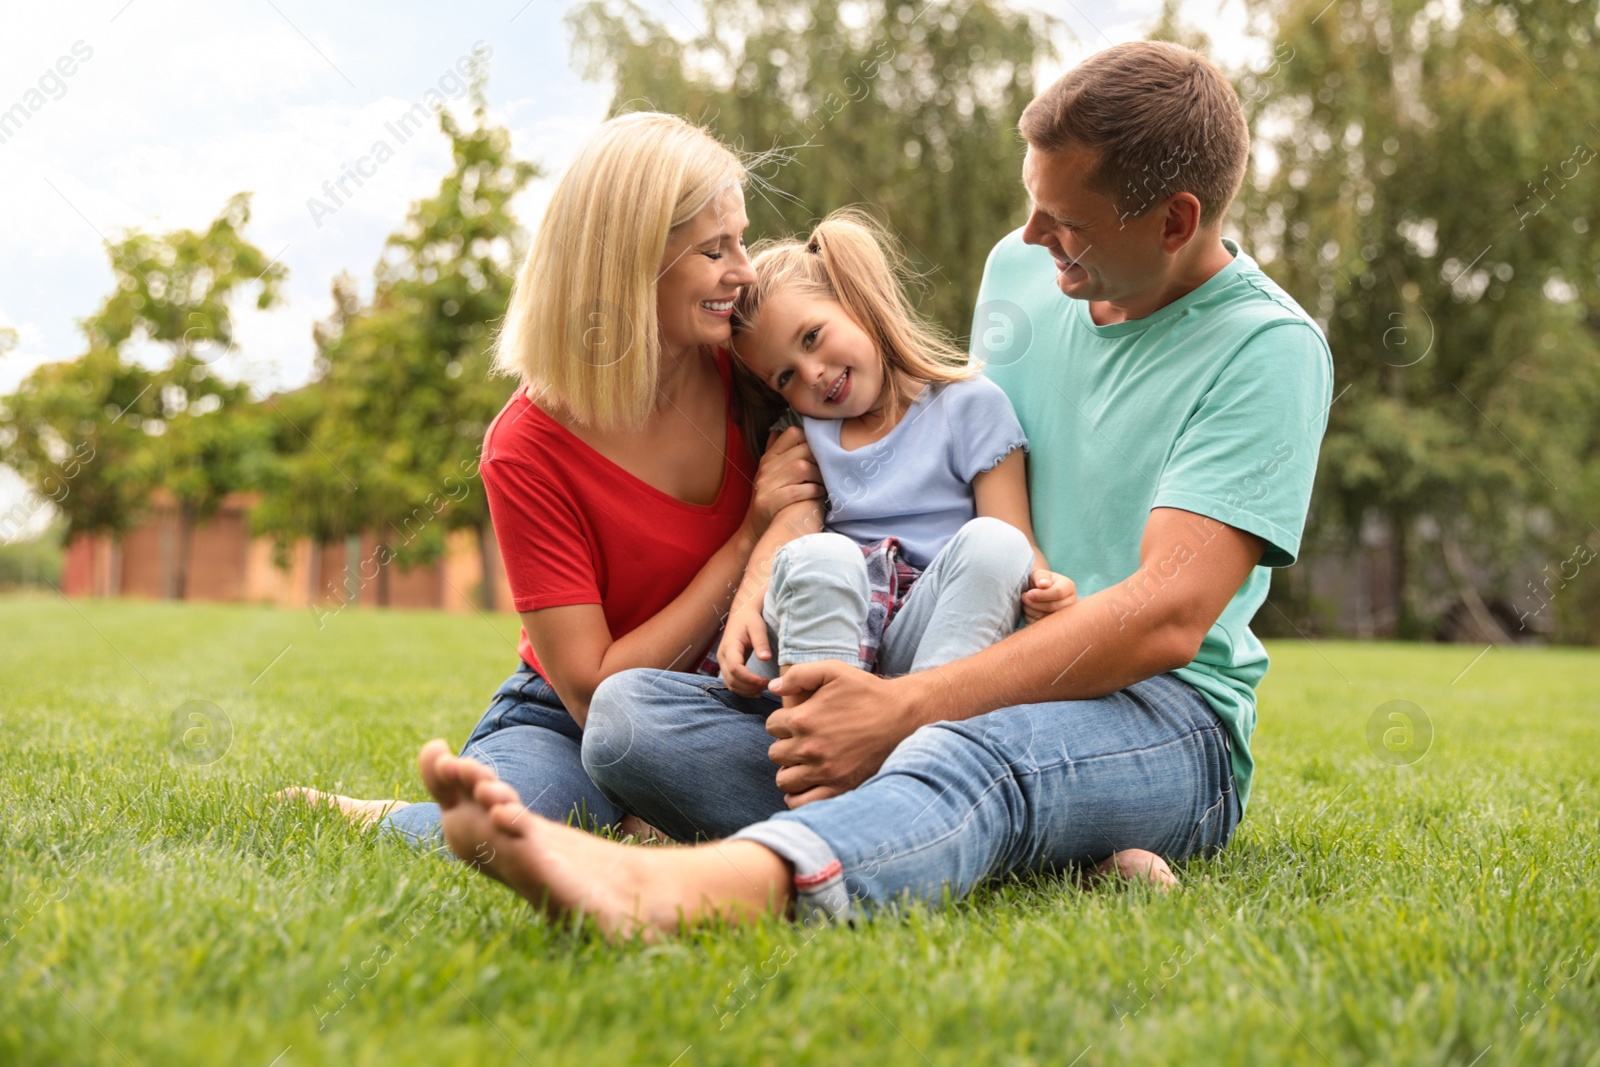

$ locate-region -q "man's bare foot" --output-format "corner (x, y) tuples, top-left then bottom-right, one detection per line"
(274, 787), (409, 828)
(416, 739), (789, 940)
(1090, 848), (1179, 892)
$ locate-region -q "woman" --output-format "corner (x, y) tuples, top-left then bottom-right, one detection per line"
(284, 112), (821, 845)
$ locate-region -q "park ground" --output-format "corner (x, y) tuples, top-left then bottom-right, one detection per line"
(0, 594), (1597, 1066)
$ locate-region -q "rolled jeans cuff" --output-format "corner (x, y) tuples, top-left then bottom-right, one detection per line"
(728, 818), (852, 924)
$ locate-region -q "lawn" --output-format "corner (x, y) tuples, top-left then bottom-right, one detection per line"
(1, 594), (1596, 1067)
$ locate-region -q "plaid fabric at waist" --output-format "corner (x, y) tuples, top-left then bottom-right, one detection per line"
(857, 535), (920, 671)
(695, 535), (922, 677)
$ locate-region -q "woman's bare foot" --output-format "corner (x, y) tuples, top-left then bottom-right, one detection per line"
(615, 814), (671, 845)
(1090, 848), (1179, 891)
(416, 739), (788, 940)
(274, 787), (409, 828)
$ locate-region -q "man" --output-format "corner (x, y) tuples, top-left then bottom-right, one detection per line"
(416, 40), (1333, 938)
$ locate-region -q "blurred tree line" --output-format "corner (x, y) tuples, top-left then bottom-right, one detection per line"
(1233, 0), (1600, 643)
(0, 193), (285, 596)
(2, 0), (1596, 641)
(0, 67), (532, 608)
(569, 0), (1057, 336)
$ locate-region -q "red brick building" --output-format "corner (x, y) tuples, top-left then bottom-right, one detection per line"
(62, 489), (514, 612)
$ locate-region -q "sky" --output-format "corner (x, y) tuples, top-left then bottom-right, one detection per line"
(0, 0), (1263, 537)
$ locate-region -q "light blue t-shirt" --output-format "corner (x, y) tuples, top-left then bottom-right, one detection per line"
(973, 232), (1333, 812)
(792, 376), (1028, 570)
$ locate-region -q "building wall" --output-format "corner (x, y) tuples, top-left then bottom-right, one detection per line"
(189, 509), (250, 601)
(61, 490), (514, 613)
(118, 510), (169, 599)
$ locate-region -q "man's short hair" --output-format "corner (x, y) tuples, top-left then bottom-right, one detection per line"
(1019, 41), (1249, 226)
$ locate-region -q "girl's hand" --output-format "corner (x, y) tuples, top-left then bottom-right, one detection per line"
(1021, 569), (1077, 622)
(719, 607), (775, 696)
(745, 426), (824, 534)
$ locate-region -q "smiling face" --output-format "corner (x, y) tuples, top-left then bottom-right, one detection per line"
(734, 290), (888, 421)
(1020, 143), (1172, 307)
(655, 185), (757, 361)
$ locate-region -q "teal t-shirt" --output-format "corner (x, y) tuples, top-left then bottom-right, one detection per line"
(973, 232), (1333, 812)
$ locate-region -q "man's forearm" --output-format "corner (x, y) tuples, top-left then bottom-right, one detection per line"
(900, 568), (1194, 726)
(899, 507), (1266, 725)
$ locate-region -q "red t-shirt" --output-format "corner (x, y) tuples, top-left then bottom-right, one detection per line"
(480, 349), (756, 682)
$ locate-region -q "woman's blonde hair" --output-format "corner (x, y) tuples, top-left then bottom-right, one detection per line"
(729, 208), (976, 434)
(494, 112), (745, 429)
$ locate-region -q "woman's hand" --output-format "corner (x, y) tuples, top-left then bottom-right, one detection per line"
(744, 425), (824, 534)
(1021, 569), (1077, 622)
(718, 607), (774, 696)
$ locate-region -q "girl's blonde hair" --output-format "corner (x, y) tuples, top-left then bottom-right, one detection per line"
(494, 112), (745, 429)
(730, 208), (976, 436)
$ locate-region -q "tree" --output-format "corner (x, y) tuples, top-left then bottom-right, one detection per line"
(257, 57), (539, 608)
(1236, 0), (1600, 640)
(154, 376), (272, 598)
(250, 373), (362, 560)
(94, 191), (285, 595)
(0, 345), (161, 544)
(0, 194), (287, 592)
(82, 192), (287, 366)
(567, 0), (1058, 338)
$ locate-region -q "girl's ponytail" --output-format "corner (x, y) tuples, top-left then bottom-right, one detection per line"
(805, 212), (916, 391)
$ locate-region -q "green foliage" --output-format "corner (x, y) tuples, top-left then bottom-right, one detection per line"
(0, 195), (284, 559)
(0, 345), (163, 539)
(0, 522), (63, 588)
(568, 0), (1058, 337)
(156, 380), (275, 597)
(255, 65), (537, 603)
(3, 597), (1599, 1064)
(155, 376), (268, 527)
(1237, 0), (1600, 638)
(83, 191), (287, 359)
(95, 192), (287, 579)
(251, 384), (359, 552)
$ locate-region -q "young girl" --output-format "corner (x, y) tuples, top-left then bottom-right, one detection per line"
(719, 210), (1075, 701)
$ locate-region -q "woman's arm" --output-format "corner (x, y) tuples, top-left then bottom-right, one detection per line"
(529, 427), (823, 725)
(972, 449), (1076, 620)
(526, 520), (767, 727)
(522, 511), (753, 725)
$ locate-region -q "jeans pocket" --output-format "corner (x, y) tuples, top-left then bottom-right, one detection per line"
(1182, 784), (1234, 860)
(1179, 728), (1238, 861)
(464, 693), (516, 746)
(467, 666), (553, 745)
(704, 679), (780, 717)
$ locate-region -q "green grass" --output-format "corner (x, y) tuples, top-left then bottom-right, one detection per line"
(1, 594), (1597, 1067)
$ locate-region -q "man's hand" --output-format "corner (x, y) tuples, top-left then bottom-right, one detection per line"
(1021, 568), (1077, 622)
(718, 607), (773, 697)
(765, 662), (925, 807)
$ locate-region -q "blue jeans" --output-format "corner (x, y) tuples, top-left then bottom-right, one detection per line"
(383, 662), (623, 851)
(583, 670), (1239, 920)
(751, 517), (1035, 677)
